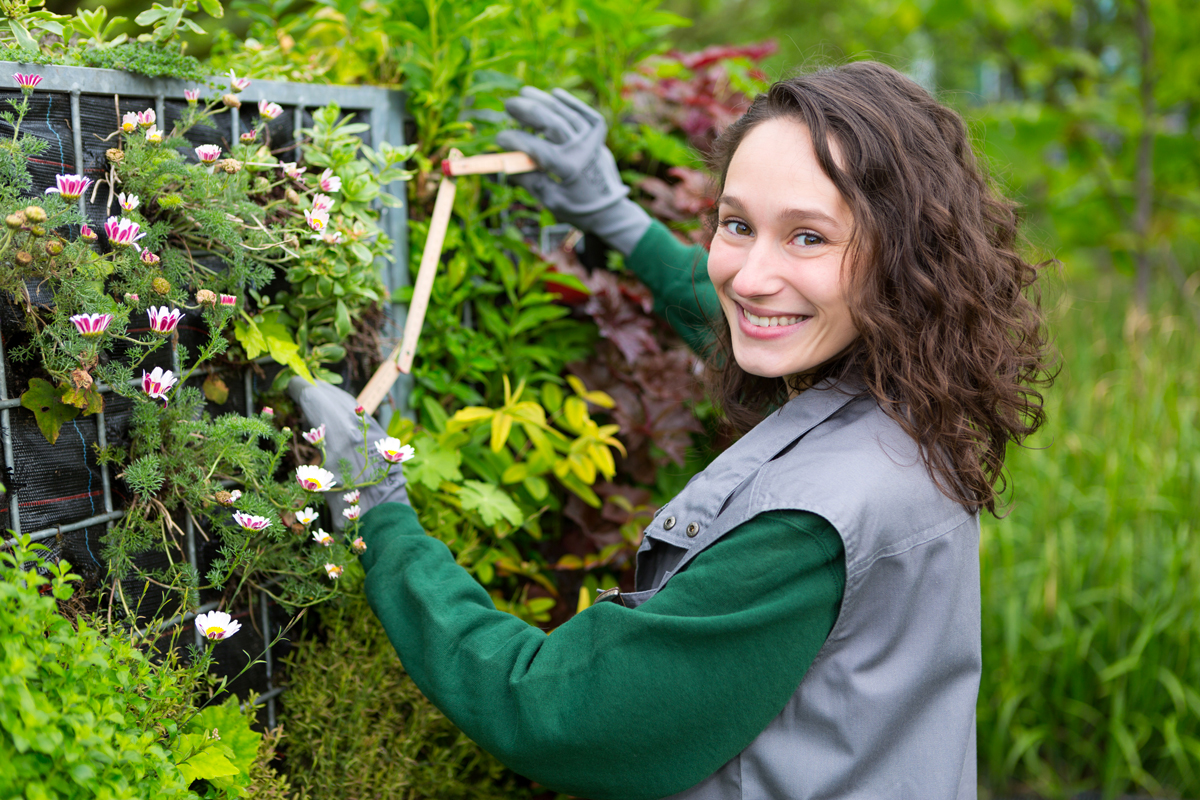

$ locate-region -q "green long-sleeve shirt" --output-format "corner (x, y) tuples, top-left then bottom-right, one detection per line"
(359, 219), (848, 799)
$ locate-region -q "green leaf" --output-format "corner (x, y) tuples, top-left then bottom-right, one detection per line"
(198, 0), (224, 18)
(202, 374), (229, 404)
(407, 434), (462, 491)
(459, 480), (524, 527)
(334, 299), (351, 339)
(234, 318), (267, 360)
(134, 6), (169, 25)
(259, 320), (315, 383)
(8, 20), (38, 50)
(21, 379), (80, 445)
(171, 733), (239, 784)
(61, 384), (103, 415)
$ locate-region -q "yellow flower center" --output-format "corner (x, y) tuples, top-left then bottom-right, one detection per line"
(205, 626), (224, 638)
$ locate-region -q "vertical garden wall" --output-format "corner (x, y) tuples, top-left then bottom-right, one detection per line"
(0, 60), (408, 726)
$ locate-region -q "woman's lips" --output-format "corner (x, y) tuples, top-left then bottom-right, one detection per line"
(737, 305), (810, 339)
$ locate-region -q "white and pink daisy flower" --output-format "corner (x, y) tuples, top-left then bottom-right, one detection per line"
(257, 99), (283, 119)
(118, 192), (139, 212)
(219, 294), (236, 306)
(311, 528), (333, 546)
(13, 73), (41, 90)
(324, 563), (343, 580)
(184, 88), (200, 105)
(296, 465), (336, 492)
(136, 109), (156, 128)
(375, 438), (414, 464)
(196, 144), (222, 164)
(240, 131), (257, 144)
(302, 424), (326, 445)
(295, 507), (319, 526)
(351, 536), (366, 553)
(311, 193), (334, 213)
(144, 126), (163, 144)
(140, 250), (160, 265)
(45, 174), (92, 202)
(141, 366), (177, 402)
(69, 313), (113, 338)
(121, 112), (138, 133)
(232, 511), (272, 531)
(304, 208), (329, 232)
(227, 70), (251, 92)
(104, 216), (147, 250)
(342, 505), (361, 521)
(80, 223), (98, 242)
(318, 169), (341, 193)
(148, 306), (183, 335)
(195, 610), (241, 641)
(342, 490), (360, 505)
(321, 231), (344, 245)
(281, 162), (306, 180)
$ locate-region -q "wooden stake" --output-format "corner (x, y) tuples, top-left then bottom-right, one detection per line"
(441, 151), (536, 177)
(355, 149), (462, 415)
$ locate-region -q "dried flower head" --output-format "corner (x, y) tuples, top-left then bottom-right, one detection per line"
(351, 536), (367, 554)
(23, 206), (47, 224)
(196, 289), (218, 305)
(106, 148), (124, 164)
(218, 158), (243, 174)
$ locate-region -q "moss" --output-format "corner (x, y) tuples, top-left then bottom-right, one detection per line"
(279, 589), (537, 800)
(0, 42), (207, 82)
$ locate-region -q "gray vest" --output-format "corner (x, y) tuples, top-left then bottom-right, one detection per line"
(619, 382), (980, 799)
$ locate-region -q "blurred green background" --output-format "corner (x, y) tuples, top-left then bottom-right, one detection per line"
(9, 0), (1200, 796)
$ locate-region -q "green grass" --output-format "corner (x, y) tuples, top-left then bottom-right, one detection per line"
(979, 276), (1200, 799)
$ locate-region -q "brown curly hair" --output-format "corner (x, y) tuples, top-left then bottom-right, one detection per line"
(703, 61), (1055, 516)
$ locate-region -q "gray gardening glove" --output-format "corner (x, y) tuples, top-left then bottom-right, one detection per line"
(496, 86), (652, 256)
(287, 378), (408, 529)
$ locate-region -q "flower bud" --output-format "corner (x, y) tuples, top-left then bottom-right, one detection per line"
(214, 490), (233, 505)
(28, 225), (45, 237)
(6, 213), (23, 229)
(152, 276), (171, 295)
(106, 148), (124, 164)
(196, 289), (218, 305)
(124, 292), (139, 303)
(23, 206), (47, 223)
(16, 251), (33, 267)
(253, 176), (271, 194)
(285, 188), (300, 205)
(45, 239), (64, 256)
(222, 93), (242, 109)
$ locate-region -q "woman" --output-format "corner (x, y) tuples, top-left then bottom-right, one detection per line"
(291, 61), (1052, 799)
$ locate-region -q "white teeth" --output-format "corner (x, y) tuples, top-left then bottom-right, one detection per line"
(742, 308), (806, 328)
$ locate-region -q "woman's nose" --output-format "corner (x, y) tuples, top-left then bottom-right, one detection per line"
(729, 239), (784, 299)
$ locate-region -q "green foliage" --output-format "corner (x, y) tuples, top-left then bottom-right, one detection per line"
(0, 0), (216, 78)
(178, 697), (262, 797)
(279, 589), (534, 800)
(978, 278), (1200, 798)
(0, 536), (196, 799)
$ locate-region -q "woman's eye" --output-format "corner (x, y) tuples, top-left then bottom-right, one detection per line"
(794, 232), (824, 247)
(721, 220), (751, 237)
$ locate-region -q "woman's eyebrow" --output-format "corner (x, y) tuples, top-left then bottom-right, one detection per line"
(717, 194), (844, 230)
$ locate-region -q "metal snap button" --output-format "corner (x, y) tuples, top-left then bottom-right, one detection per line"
(686, 522), (699, 537)
(663, 515), (676, 530)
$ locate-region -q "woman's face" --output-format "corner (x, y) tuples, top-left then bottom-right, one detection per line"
(708, 118), (860, 380)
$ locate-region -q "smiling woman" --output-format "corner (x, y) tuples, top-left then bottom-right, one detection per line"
(294, 64), (1055, 800)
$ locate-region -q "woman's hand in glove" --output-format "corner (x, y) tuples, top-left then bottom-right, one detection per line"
(287, 378), (409, 528)
(496, 86), (651, 256)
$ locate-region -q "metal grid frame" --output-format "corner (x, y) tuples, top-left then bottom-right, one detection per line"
(0, 61), (408, 726)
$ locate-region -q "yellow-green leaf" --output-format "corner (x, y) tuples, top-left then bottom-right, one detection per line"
(490, 411), (513, 452)
(21, 379), (80, 445)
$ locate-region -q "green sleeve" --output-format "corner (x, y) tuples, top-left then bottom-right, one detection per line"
(625, 219), (721, 355)
(360, 502), (845, 800)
